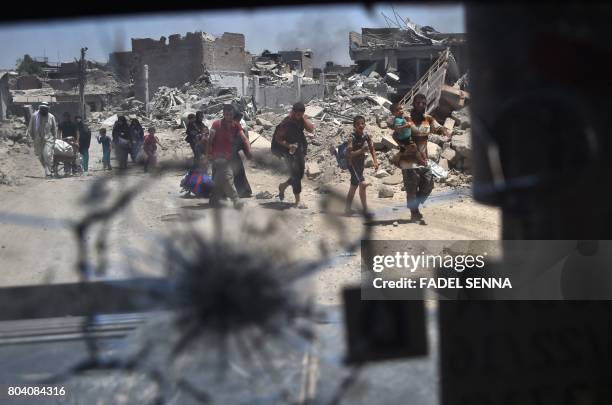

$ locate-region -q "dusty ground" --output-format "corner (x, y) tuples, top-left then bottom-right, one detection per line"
(0, 128), (500, 305)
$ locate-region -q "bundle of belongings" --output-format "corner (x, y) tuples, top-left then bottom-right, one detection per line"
(180, 168), (214, 198)
(54, 138), (77, 158)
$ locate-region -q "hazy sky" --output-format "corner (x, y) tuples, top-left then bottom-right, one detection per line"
(0, 4), (464, 70)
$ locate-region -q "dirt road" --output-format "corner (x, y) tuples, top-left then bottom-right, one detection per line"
(0, 129), (500, 305)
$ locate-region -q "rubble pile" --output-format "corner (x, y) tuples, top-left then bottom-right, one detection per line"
(151, 87), (187, 119)
(251, 58), (298, 86)
(246, 73), (472, 190)
(0, 117), (34, 186)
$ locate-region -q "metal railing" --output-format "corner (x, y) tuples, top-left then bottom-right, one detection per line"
(399, 48), (450, 111)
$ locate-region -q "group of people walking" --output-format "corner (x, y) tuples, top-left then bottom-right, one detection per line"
(27, 93), (449, 222)
(26, 106), (92, 177)
(268, 95), (448, 222)
(26, 106), (159, 176)
(109, 115), (149, 170)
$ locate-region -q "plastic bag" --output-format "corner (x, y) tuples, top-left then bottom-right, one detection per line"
(54, 139), (74, 158)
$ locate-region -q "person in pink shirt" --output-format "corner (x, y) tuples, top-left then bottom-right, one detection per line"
(143, 126), (162, 172)
(206, 104), (251, 209)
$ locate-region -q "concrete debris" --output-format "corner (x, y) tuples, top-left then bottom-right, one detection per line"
(2, 25), (475, 193)
(381, 135), (398, 150)
(444, 117), (455, 131)
(440, 85), (470, 111)
(438, 158), (449, 171)
(382, 173), (403, 185)
(445, 175), (461, 187)
(427, 142), (442, 162)
(378, 185), (395, 198)
(256, 117), (274, 129)
(440, 144), (456, 160)
(305, 162), (321, 179)
(451, 106), (471, 130)
(374, 168), (390, 178)
(451, 130), (472, 159)
(304, 105), (324, 118)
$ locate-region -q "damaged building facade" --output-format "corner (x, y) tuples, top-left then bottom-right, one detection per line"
(349, 25), (467, 94)
(0, 72), (10, 120)
(109, 32), (250, 102)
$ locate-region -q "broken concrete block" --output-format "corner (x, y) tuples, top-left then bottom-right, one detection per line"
(444, 117), (455, 131)
(451, 130), (472, 159)
(451, 107), (471, 130)
(256, 117), (273, 130)
(304, 105), (324, 118)
(428, 134), (447, 146)
(427, 142), (441, 162)
(440, 147), (457, 164)
(438, 158), (449, 171)
(383, 173), (403, 185)
(446, 175), (461, 187)
(375, 169), (390, 178)
(440, 84), (470, 110)
(306, 162), (321, 179)
(378, 185), (395, 198)
(381, 135), (398, 150)
(364, 155), (374, 168)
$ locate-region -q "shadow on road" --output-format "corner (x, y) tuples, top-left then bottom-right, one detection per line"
(365, 218), (415, 227)
(259, 201), (294, 211)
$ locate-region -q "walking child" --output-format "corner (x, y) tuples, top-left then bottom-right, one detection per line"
(345, 115), (379, 218)
(97, 128), (112, 170)
(143, 127), (162, 172)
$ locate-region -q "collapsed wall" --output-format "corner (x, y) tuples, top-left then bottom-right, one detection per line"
(110, 32), (249, 102)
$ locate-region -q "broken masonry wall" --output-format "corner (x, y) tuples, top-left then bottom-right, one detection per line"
(131, 32), (248, 102)
(278, 51), (313, 78)
(132, 32), (205, 102)
(47, 78), (79, 91)
(209, 71), (249, 97)
(15, 75), (43, 90)
(108, 51), (134, 82)
(203, 33), (248, 73)
(54, 94), (106, 115)
(252, 83), (324, 109)
(0, 74), (9, 120)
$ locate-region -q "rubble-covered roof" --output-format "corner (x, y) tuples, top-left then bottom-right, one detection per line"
(350, 23), (463, 51)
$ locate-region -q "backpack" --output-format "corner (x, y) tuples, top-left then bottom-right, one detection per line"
(270, 128), (284, 158)
(332, 133), (369, 170)
(271, 118), (307, 158)
(332, 141), (350, 170)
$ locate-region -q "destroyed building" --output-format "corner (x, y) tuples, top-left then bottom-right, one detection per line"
(109, 31), (250, 102)
(324, 61), (354, 76)
(349, 25), (467, 94)
(9, 66), (124, 121)
(277, 50), (313, 78)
